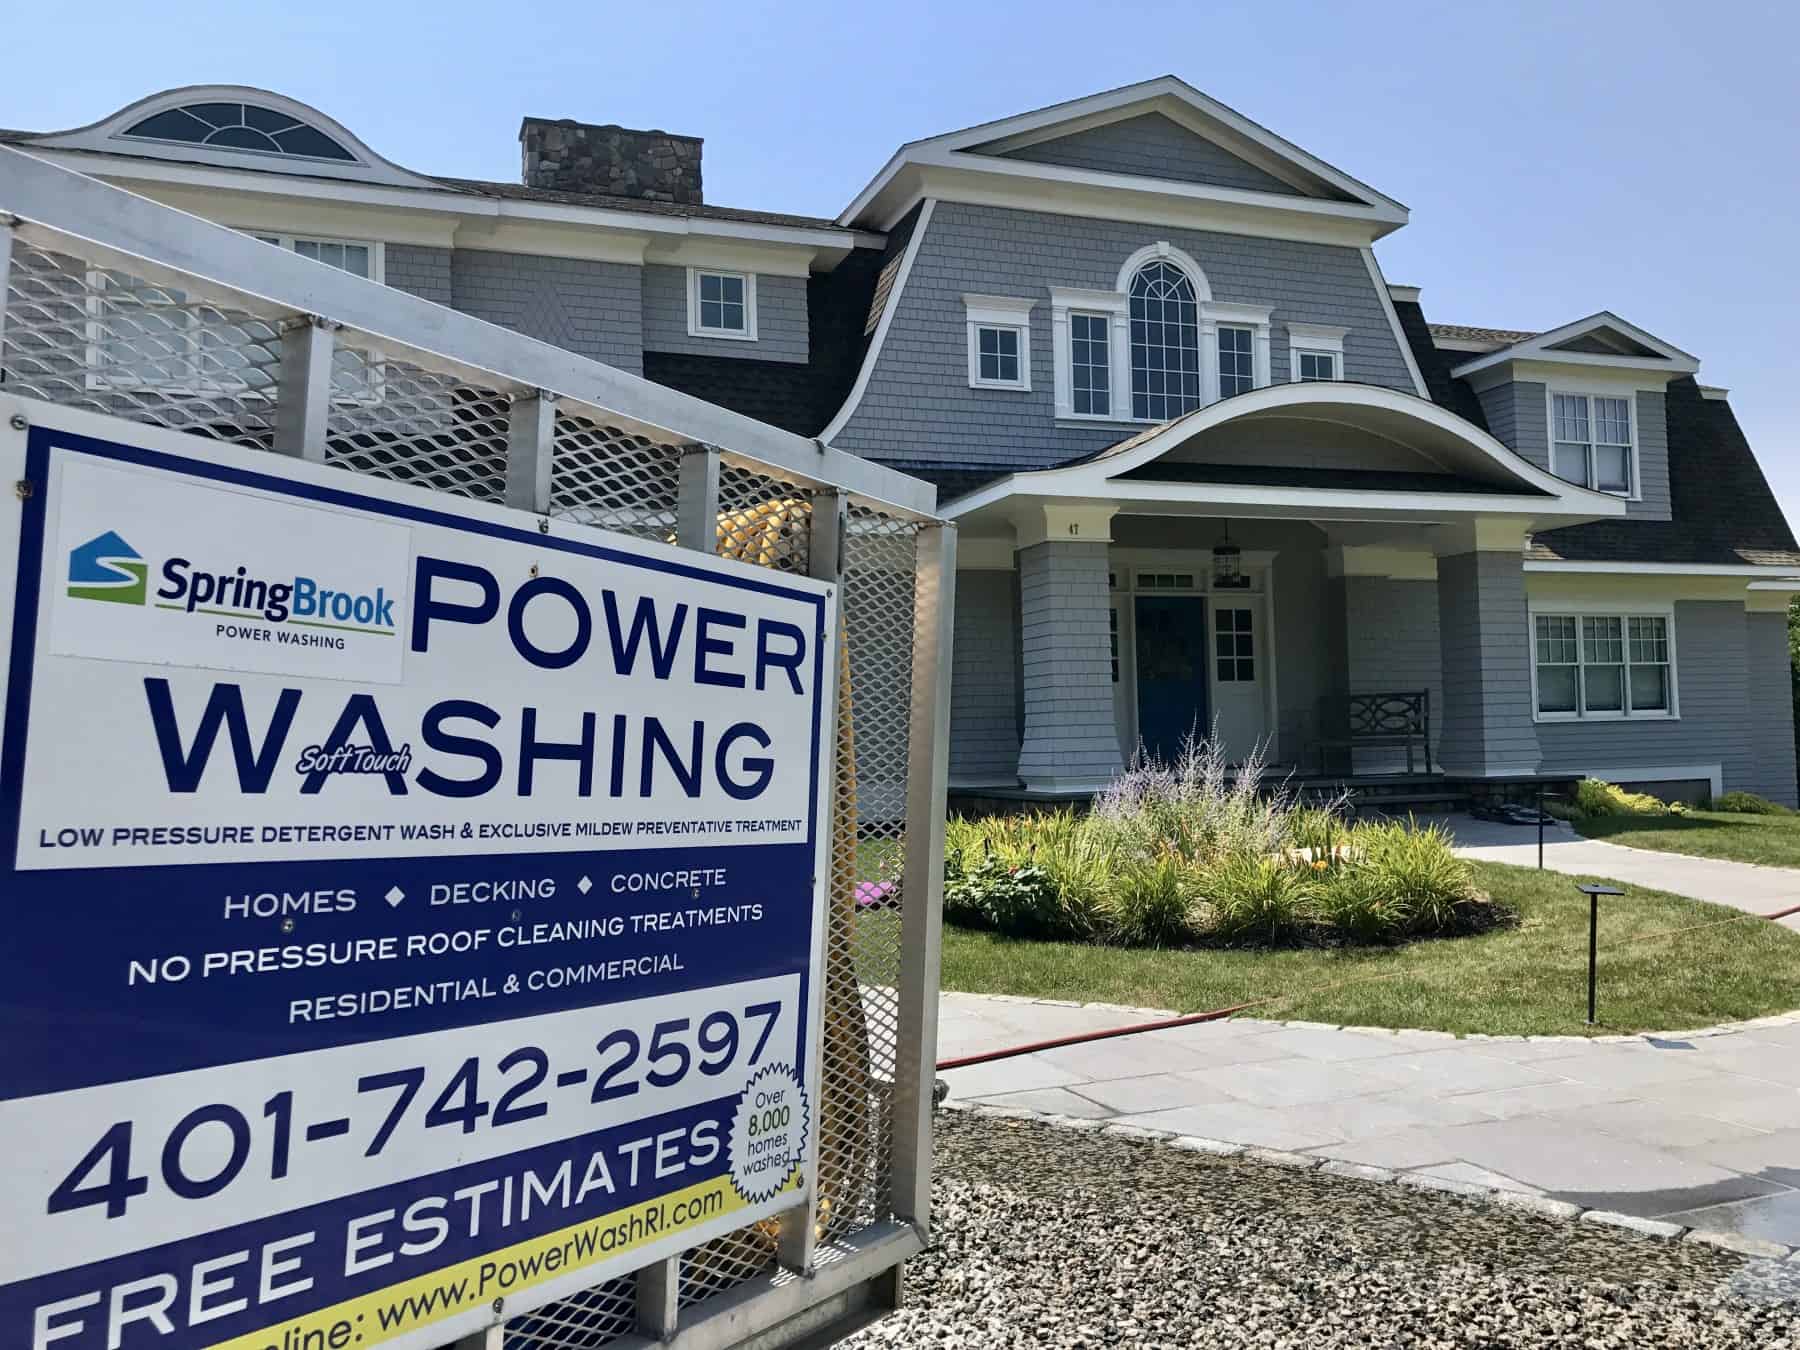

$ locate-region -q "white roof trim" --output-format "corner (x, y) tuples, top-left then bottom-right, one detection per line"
(1450, 311), (1700, 380)
(21, 85), (442, 190)
(819, 198), (937, 444)
(1362, 248), (1428, 398)
(941, 382), (1629, 520)
(838, 76), (1407, 231)
(1528, 561), (1800, 577)
(16, 146), (868, 258)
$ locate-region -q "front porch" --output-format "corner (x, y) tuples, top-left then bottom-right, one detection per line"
(941, 383), (1629, 797)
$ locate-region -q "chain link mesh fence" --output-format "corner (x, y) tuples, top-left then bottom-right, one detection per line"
(0, 226), (930, 1350)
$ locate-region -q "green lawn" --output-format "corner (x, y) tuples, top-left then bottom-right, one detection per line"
(934, 860), (1800, 1036)
(1575, 809), (1800, 869)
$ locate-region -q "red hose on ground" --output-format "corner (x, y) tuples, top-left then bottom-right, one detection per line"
(934, 900), (1800, 1073)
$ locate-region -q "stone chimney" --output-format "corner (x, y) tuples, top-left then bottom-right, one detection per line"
(519, 117), (703, 205)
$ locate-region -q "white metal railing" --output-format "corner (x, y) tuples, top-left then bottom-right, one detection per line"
(0, 143), (952, 1350)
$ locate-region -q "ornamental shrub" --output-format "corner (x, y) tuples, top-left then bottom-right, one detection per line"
(1354, 819), (1482, 935)
(1102, 847), (1197, 946)
(1573, 777), (1669, 817)
(1715, 791), (1795, 816)
(1196, 853), (1316, 944)
(1315, 861), (1408, 942)
(943, 854), (1066, 937)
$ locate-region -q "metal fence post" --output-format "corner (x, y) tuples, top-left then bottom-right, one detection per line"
(775, 488), (847, 1278)
(0, 214), (15, 370)
(628, 441), (724, 1339)
(891, 524), (955, 1232)
(448, 1327), (504, 1350)
(272, 316), (336, 461)
(505, 390), (556, 514)
(677, 444), (721, 553)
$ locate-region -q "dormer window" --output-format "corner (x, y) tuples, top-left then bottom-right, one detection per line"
(1550, 392), (1634, 495)
(121, 101), (355, 162)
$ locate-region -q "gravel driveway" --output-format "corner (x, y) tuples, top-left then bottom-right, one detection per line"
(845, 1112), (1800, 1348)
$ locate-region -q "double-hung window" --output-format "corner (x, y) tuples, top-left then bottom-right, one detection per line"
(1069, 312), (1111, 415)
(1217, 324), (1254, 398)
(1534, 612), (1673, 718)
(1551, 393), (1633, 494)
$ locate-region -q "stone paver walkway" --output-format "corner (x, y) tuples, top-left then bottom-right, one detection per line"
(1436, 812), (1800, 931)
(940, 993), (1800, 1244)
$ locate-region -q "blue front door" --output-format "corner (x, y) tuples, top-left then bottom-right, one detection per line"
(1134, 595), (1208, 763)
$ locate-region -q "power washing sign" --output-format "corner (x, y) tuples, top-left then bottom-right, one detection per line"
(0, 401), (834, 1350)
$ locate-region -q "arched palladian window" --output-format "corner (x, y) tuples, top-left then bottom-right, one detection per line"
(121, 101), (356, 162)
(1129, 260), (1202, 420)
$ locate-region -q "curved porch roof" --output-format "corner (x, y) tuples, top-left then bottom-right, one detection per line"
(942, 382), (1630, 532)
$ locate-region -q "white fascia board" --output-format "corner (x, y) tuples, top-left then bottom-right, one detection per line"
(839, 75), (1406, 225)
(23, 146), (867, 260)
(0, 144), (936, 518)
(1087, 383), (1626, 508)
(1461, 361), (1684, 397)
(1451, 311), (1700, 380)
(870, 165), (1400, 248)
(1527, 560), (1800, 578)
(913, 146), (1405, 225)
(1386, 283), (1421, 303)
(942, 475), (1610, 524)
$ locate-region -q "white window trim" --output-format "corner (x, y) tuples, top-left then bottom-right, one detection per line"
(963, 293), (1034, 392)
(1528, 605), (1678, 723)
(687, 267), (758, 341)
(1287, 322), (1347, 383)
(1050, 286), (1128, 420)
(1545, 386), (1640, 501)
(1204, 301), (1274, 403)
(251, 233), (385, 284)
(85, 232), (384, 397)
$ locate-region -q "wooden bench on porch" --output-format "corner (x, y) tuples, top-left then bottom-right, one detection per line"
(1311, 690), (1433, 775)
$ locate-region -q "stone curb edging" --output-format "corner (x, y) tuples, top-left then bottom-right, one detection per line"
(940, 1100), (1800, 1265)
(951, 992), (1800, 1042)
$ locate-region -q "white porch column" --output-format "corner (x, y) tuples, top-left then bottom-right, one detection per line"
(1015, 504), (1122, 793)
(1433, 520), (1542, 776)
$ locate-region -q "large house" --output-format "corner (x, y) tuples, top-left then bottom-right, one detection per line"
(6, 77), (1796, 805)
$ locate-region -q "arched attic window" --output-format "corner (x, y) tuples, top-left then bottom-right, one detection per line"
(121, 101), (356, 162)
(1128, 259), (1202, 420)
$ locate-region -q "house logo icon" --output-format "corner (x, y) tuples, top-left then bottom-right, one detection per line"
(67, 531), (148, 606)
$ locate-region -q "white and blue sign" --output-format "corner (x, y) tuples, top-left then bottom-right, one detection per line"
(0, 398), (835, 1350)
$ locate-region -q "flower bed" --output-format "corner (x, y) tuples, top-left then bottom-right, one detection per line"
(945, 739), (1497, 948)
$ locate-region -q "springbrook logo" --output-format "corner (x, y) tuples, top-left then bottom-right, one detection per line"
(67, 530), (398, 640)
(67, 532), (147, 606)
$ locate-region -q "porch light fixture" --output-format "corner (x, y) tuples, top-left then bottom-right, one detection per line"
(1212, 525), (1247, 588)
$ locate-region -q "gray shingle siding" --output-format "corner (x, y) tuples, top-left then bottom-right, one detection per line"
(448, 249), (642, 375)
(1016, 541), (1123, 789)
(385, 244), (453, 305)
(1436, 551), (1541, 773)
(828, 200), (1418, 473)
(1344, 577), (1443, 770)
(639, 264), (809, 364)
(992, 113), (1302, 197)
(1474, 380), (1670, 522)
(949, 569), (1021, 783)
(1747, 611), (1798, 806)
(1534, 600), (1762, 799)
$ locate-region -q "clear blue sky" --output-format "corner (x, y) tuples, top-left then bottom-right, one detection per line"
(8, 1), (1797, 529)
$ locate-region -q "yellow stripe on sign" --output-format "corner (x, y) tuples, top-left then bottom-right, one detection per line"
(203, 1170), (799, 1350)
